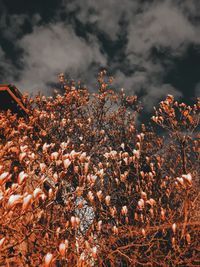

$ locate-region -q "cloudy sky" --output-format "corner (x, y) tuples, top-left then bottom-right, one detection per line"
(0, 0), (200, 107)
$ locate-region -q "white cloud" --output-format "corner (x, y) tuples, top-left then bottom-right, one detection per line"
(13, 23), (107, 93)
(60, 0), (200, 106)
(62, 0), (140, 40)
(0, 0), (200, 103)
(120, 1), (200, 105)
(127, 2), (199, 57)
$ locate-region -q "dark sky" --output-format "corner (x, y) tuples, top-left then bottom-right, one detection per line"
(0, 0), (200, 109)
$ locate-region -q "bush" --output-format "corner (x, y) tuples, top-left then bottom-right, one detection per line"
(0, 72), (199, 266)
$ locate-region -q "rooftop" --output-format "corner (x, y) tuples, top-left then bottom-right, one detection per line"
(0, 84), (29, 117)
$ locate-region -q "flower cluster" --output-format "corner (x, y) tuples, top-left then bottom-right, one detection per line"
(0, 74), (199, 266)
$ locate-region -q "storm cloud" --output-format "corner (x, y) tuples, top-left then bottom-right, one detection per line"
(0, 0), (199, 105)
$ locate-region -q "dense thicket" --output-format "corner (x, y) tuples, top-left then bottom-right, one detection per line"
(0, 72), (199, 266)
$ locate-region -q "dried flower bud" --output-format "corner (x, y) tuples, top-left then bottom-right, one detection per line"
(88, 191), (94, 202)
(146, 198), (156, 206)
(136, 142), (141, 150)
(76, 187), (83, 197)
(48, 188), (54, 199)
(63, 159), (71, 169)
(40, 163), (46, 173)
(18, 171), (28, 185)
(33, 188), (43, 199)
(140, 171), (145, 178)
(172, 223), (177, 234)
(59, 242), (66, 257)
(98, 168), (104, 178)
(161, 208), (165, 220)
(22, 194), (33, 212)
(112, 226), (119, 235)
(133, 149), (140, 159)
(182, 173), (192, 186)
(141, 191), (147, 200)
(51, 152), (59, 161)
(44, 253), (53, 267)
(71, 216), (76, 228)
(176, 177), (184, 187)
(80, 152), (87, 163)
(19, 152), (26, 162)
(121, 205), (128, 216)
(0, 172), (11, 186)
(91, 246), (97, 259)
(186, 233), (191, 244)
(134, 212), (138, 221)
(75, 217), (80, 227)
(7, 194), (22, 209)
(138, 199), (144, 209)
(105, 195), (111, 206)
(141, 228), (146, 237)
(0, 237), (5, 247)
(84, 162), (89, 174)
(96, 190), (103, 201)
(171, 237), (175, 247)
(97, 220), (102, 231)
(110, 206), (117, 217)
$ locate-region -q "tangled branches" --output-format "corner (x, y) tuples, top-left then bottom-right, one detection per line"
(0, 74), (199, 266)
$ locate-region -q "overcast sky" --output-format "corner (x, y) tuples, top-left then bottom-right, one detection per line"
(0, 0), (200, 108)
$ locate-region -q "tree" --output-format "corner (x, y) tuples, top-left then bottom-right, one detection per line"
(0, 72), (199, 266)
